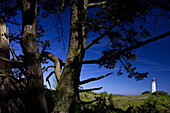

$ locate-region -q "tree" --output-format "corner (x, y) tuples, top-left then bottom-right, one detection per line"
(0, 0), (169, 113)
(49, 0), (169, 112)
(0, 17), (24, 113)
(21, 0), (48, 113)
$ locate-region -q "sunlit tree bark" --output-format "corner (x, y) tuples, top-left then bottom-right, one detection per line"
(0, 18), (24, 113)
(53, 0), (88, 112)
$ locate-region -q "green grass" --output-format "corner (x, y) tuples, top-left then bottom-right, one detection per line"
(43, 89), (170, 112)
(79, 91), (170, 111)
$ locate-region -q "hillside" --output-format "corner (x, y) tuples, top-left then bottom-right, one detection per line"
(44, 89), (170, 112)
(79, 91), (170, 113)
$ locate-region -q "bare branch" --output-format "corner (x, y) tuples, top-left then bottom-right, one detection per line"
(9, 46), (18, 61)
(79, 87), (102, 92)
(80, 73), (113, 85)
(39, 40), (50, 60)
(88, 1), (108, 8)
(0, 56), (23, 64)
(42, 65), (56, 73)
(43, 51), (63, 81)
(46, 71), (55, 88)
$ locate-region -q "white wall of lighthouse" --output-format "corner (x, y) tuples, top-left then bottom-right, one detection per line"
(152, 78), (156, 93)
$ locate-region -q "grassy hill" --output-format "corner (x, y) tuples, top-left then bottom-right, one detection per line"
(44, 89), (170, 112)
(79, 91), (170, 113)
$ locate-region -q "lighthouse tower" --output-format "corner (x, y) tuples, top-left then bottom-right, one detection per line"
(152, 78), (156, 93)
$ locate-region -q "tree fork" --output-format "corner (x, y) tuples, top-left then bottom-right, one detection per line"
(53, 0), (88, 112)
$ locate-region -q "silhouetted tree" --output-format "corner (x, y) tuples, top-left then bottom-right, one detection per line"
(48, 0), (169, 112)
(0, 0), (169, 113)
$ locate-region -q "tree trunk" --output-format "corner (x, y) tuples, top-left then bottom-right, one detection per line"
(0, 18), (24, 113)
(54, 0), (88, 112)
(21, 0), (47, 113)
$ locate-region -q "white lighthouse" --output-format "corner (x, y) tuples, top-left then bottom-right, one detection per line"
(152, 78), (156, 93)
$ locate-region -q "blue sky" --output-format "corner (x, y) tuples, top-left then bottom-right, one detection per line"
(41, 9), (170, 96)
(8, 8), (170, 96)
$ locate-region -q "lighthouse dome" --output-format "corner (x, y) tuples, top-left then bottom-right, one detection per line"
(152, 78), (155, 81)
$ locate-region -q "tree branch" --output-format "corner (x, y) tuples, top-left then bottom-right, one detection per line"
(9, 46), (18, 61)
(80, 73), (113, 85)
(78, 98), (99, 104)
(85, 19), (121, 50)
(85, 22), (107, 29)
(79, 87), (103, 92)
(88, 1), (108, 8)
(39, 40), (50, 60)
(85, 9), (152, 50)
(46, 71), (55, 88)
(42, 65), (56, 73)
(83, 31), (170, 64)
(82, 59), (100, 64)
(101, 31), (170, 61)
(0, 56), (23, 64)
(43, 51), (63, 81)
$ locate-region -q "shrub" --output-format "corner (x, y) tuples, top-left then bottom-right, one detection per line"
(141, 91), (151, 95)
(152, 91), (169, 97)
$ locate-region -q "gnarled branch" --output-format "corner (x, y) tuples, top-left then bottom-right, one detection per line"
(43, 51), (63, 81)
(80, 73), (113, 85)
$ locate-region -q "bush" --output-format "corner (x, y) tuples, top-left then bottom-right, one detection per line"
(129, 93), (170, 113)
(152, 91), (169, 97)
(141, 91), (151, 95)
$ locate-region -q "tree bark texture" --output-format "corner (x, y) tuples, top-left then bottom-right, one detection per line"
(21, 0), (47, 113)
(54, 0), (88, 112)
(0, 18), (24, 113)
(0, 18), (11, 75)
